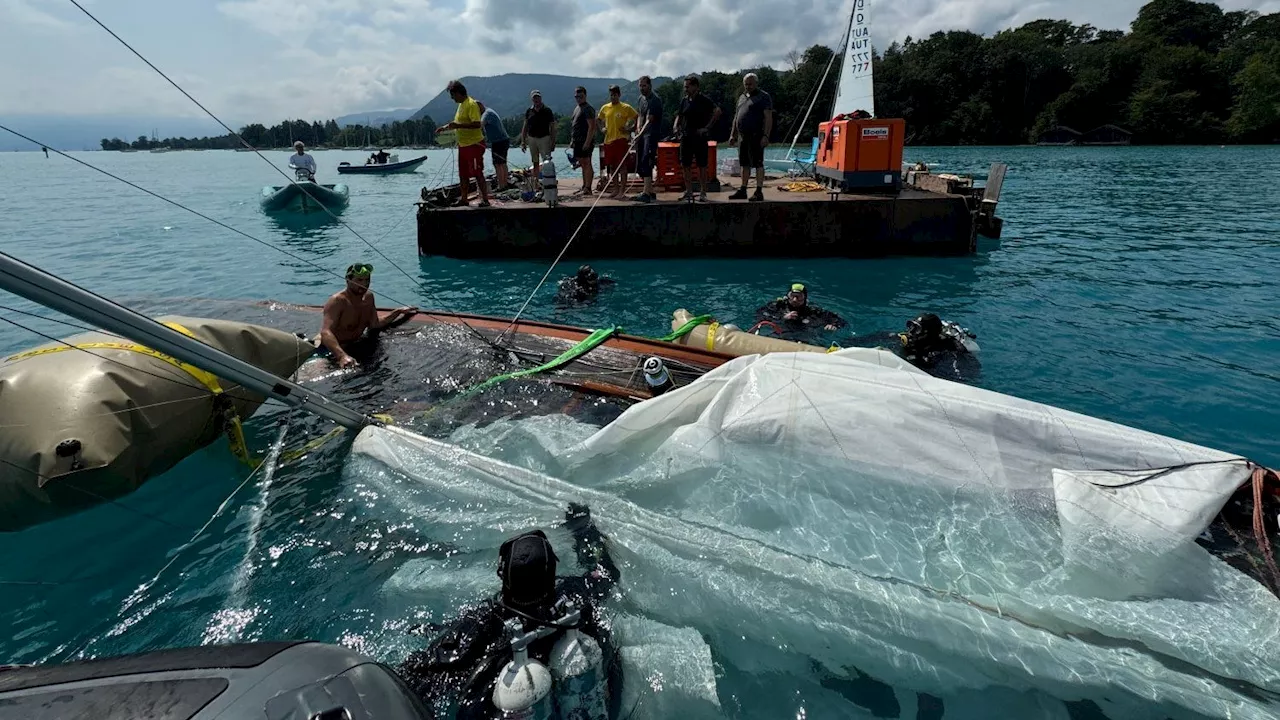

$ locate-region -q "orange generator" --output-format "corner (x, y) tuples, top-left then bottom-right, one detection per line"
(815, 117), (905, 193)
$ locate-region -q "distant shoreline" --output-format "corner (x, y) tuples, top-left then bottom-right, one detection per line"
(10, 143), (1277, 153)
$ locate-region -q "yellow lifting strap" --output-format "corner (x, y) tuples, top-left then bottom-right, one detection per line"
(5, 321), (254, 466)
(705, 322), (720, 351)
(279, 413), (396, 465)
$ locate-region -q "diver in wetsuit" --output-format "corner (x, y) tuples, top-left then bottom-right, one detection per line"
(755, 283), (846, 343)
(397, 503), (621, 720)
(557, 265), (616, 304)
(851, 312), (980, 382)
(898, 313), (973, 367)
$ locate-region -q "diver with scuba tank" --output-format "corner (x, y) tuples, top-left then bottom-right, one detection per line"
(397, 502), (621, 720)
(850, 312), (981, 382)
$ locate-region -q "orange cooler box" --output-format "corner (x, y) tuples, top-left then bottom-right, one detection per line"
(815, 118), (905, 192)
(657, 141), (718, 189)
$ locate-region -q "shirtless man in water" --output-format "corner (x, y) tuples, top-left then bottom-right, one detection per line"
(319, 263), (418, 368)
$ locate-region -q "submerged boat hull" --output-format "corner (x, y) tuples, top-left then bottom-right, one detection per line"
(260, 181), (350, 213)
(337, 155), (428, 175)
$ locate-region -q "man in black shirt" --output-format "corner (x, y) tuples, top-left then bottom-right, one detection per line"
(520, 90), (556, 169)
(570, 86), (598, 195)
(728, 72), (773, 201)
(632, 75), (664, 203)
(673, 74), (721, 202)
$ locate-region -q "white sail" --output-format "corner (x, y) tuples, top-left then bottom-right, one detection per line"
(832, 0), (875, 117)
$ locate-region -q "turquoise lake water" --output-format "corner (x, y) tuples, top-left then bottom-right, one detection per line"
(1, 144), (1279, 717)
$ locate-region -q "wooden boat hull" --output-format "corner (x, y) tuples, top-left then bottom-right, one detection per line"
(337, 156), (427, 175)
(260, 182), (350, 213)
(285, 304), (735, 400)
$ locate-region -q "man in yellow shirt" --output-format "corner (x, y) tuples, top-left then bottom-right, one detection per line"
(435, 80), (491, 207)
(597, 85), (638, 198)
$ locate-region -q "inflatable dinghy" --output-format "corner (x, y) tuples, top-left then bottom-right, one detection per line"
(0, 641), (429, 720)
(0, 316), (314, 531)
(260, 181), (350, 213)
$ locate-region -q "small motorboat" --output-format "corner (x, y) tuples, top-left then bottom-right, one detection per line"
(337, 154), (428, 175)
(261, 169), (349, 213)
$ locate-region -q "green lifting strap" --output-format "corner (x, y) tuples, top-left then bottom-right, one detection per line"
(465, 326), (622, 395)
(658, 314), (714, 342)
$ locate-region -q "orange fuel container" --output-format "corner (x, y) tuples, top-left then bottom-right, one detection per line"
(815, 118), (905, 192)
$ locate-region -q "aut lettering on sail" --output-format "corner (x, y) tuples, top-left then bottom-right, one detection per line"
(834, 0), (875, 117)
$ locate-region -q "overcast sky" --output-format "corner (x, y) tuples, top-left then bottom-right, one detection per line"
(2, 0), (1277, 123)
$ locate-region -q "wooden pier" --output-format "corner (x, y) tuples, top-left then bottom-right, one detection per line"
(416, 165), (1005, 260)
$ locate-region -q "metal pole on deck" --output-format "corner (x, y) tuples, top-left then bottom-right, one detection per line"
(0, 251), (373, 431)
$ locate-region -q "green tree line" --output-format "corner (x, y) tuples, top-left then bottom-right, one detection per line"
(534, 0), (1278, 146)
(637, 0), (1278, 145)
(101, 117), (438, 151)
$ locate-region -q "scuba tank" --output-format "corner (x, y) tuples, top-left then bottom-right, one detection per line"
(940, 320), (980, 353)
(492, 618), (555, 720)
(548, 606), (608, 720)
(642, 357), (675, 396)
(540, 159), (558, 207)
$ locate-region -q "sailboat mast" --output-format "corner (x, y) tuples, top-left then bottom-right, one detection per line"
(786, 1), (855, 158)
(0, 251), (372, 430)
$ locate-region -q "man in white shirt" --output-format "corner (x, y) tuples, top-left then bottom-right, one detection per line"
(289, 141), (317, 180)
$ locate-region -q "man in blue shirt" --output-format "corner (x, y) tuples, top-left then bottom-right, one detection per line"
(481, 104), (511, 190)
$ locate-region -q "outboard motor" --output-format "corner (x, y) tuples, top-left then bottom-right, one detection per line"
(549, 604), (608, 720)
(642, 357), (675, 396)
(540, 159), (558, 207)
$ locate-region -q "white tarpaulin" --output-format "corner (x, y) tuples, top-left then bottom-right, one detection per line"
(352, 349), (1280, 719)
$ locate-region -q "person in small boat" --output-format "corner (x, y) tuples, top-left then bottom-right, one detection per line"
(557, 264), (615, 303)
(368, 149), (390, 164)
(289, 141), (316, 180)
(397, 502), (621, 719)
(317, 263), (418, 369)
(755, 283), (846, 341)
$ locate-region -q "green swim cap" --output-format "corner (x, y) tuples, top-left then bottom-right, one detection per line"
(791, 283), (806, 293)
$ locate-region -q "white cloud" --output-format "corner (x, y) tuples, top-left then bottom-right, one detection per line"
(1, 0), (1277, 121)
(0, 0), (76, 31)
